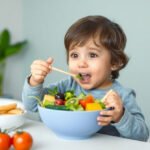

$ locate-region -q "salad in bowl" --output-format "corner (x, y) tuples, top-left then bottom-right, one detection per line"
(36, 87), (108, 139)
(36, 87), (106, 112)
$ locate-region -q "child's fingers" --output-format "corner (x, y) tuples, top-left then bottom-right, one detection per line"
(29, 58), (54, 85)
(46, 57), (53, 64)
(100, 109), (114, 117)
(97, 108), (115, 126)
(31, 64), (50, 74)
(46, 58), (54, 72)
(33, 59), (51, 68)
(31, 67), (48, 77)
(97, 115), (113, 126)
(31, 69), (48, 77)
(31, 74), (45, 82)
(31, 62), (51, 74)
(98, 121), (110, 126)
(103, 98), (116, 109)
(103, 92), (121, 109)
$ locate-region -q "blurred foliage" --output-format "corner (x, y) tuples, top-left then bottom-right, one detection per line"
(0, 29), (27, 62)
(0, 29), (27, 96)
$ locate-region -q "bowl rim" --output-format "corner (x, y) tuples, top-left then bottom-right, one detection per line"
(38, 104), (102, 113)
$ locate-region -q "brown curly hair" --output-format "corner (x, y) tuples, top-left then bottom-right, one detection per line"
(64, 15), (129, 79)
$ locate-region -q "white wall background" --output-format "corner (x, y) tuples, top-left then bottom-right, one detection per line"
(1, 0), (150, 131)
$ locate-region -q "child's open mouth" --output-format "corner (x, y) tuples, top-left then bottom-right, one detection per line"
(78, 73), (91, 83)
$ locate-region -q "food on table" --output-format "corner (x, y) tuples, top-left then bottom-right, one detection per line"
(85, 103), (103, 111)
(0, 103), (24, 115)
(64, 90), (75, 100)
(36, 87), (106, 111)
(55, 99), (65, 105)
(0, 103), (17, 111)
(79, 95), (95, 109)
(7, 108), (24, 115)
(65, 97), (84, 111)
(0, 130), (11, 150)
(12, 131), (33, 150)
(55, 93), (65, 105)
(0, 129), (33, 150)
(43, 95), (55, 106)
(45, 105), (70, 111)
(55, 93), (65, 100)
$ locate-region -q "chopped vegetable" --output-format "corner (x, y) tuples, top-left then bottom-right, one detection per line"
(30, 86), (106, 112)
(65, 97), (78, 106)
(77, 92), (86, 99)
(68, 104), (84, 111)
(85, 95), (95, 103)
(48, 87), (58, 96)
(95, 99), (106, 109)
(64, 90), (75, 100)
(45, 105), (70, 111)
(86, 103), (103, 111)
(75, 73), (83, 80)
(43, 95), (55, 106)
(79, 95), (95, 109)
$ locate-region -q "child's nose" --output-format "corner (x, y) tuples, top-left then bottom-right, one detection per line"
(78, 58), (88, 68)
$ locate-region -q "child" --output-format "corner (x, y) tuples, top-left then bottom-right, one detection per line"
(22, 15), (149, 141)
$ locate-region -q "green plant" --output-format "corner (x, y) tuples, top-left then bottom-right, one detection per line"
(0, 29), (27, 96)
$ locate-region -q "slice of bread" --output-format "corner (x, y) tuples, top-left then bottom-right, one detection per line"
(7, 108), (24, 114)
(0, 103), (17, 111)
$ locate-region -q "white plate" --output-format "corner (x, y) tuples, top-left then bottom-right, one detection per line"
(0, 98), (26, 130)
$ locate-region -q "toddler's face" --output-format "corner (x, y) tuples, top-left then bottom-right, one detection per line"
(68, 38), (113, 90)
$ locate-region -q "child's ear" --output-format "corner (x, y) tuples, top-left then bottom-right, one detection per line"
(111, 63), (123, 71)
(111, 65), (118, 71)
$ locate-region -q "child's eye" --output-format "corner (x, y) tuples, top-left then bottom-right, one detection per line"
(70, 53), (78, 58)
(89, 53), (98, 58)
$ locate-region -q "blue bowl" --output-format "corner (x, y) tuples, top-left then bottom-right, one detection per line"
(38, 105), (102, 140)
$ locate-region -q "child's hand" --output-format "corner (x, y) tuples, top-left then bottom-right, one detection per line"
(29, 57), (53, 86)
(97, 90), (124, 126)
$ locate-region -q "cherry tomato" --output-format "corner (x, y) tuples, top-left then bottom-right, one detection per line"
(12, 131), (33, 150)
(55, 99), (65, 105)
(0, 132), (11, 150)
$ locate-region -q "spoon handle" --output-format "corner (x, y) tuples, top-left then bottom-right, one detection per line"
(52, 67), (75, 77)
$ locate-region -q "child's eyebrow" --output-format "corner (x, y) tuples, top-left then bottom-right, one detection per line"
(88, 46), (101, 51)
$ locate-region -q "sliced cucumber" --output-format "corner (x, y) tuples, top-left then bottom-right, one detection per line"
(45, 105), (70, 111)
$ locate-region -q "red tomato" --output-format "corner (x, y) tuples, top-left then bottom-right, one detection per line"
(0, 132), (11, 150)
(79, 99), (86, 109)
(12, 131), (33, 150)
(79, 95), (95, 109)
(55, 99), (65, 105)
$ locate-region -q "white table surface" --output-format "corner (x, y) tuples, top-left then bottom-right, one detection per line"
(10, 118), (150, 150)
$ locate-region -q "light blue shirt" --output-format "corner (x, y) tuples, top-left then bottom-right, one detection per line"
(22, 76), (149, 141)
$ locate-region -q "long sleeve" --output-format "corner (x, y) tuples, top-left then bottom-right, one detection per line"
(22, 78), (45, 112)
(22, 76), (74, 112)
(113, 90), (149, 141)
